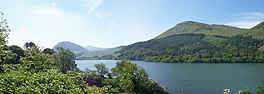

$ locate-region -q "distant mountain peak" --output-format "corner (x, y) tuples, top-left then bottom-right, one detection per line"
(58, 41), (75, 44)
(179, 21), (206, 25)
(53, 41), (87, 54)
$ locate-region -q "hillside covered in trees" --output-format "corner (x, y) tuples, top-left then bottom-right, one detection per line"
(117, 21), (264, 63)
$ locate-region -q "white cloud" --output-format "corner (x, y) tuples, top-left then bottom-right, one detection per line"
(226, 12), (264, 29)
(81, 0), (102, 13)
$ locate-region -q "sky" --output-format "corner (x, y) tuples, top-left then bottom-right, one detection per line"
(0, 0), (263, 48)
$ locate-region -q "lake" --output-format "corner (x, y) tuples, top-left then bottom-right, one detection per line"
(76, 60), (264, 94)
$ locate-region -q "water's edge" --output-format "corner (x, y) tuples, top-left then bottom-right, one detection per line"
(76, 60), (264, 94)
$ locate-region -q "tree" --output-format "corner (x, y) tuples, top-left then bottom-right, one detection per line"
(0, 12), (11, 72)
(20, 44), (57, 73)
(111, 61), (168, 93)
(1, 50), (17, 64)
(24, 42), (36, 49)
(42, 48), (55, 55)
(94, 63), (109, 76)
(6, 45), (24, 64)
(8, 45), (24, 57)
(54, 47), (78, 73)
(0, 12), (10, 46)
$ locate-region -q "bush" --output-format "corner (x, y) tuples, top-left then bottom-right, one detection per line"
(0, 70), (87, 93)
(111, 61), (168, 94)
(257, 85), (264, 94)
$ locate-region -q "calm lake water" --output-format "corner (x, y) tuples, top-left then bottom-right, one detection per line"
(76, 60), (264, 94)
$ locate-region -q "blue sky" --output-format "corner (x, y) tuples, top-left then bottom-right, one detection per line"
(0, 0), (263, 48)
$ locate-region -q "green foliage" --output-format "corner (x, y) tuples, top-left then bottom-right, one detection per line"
(8, 45), (24, 57)
(118, 33), (205, 60)
(0, 70), (87, 93)
(5, 45), (24, 64)
(2, 64), (20, 72)
(1, 49), (17, 64)
(1, 45), (24, 65)
(20, 46), (57, 73)
(257, 85), (264, 94)
(117, 21), (264, 63)
(86, 85), (119, 94)
(111, 61), (168, 93)
(54, 47), (78, 73)
(0, 12), (11, 72)
(94, 63), (109, 76)
(118, 34), (264, 63)
(42, 48), (55, 55)
(24, 42), (36, 49)
(0, 12), (9, 45)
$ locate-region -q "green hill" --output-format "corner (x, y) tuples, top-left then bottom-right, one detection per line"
(155, 21), (247, 39)
(245, 22), (264, 39)
(251, 22), (264, 31)
(117, 21), (264, 63)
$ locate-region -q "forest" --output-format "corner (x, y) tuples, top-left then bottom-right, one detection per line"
(117, 33), (264, 63)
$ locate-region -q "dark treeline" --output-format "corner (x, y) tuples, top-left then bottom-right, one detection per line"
(117, 34), (264, 63)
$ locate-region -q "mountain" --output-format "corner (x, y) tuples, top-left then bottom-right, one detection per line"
(117, 21), (264, 63)
(83, 46), (107, 51)
(53, 41), (87, 56)
(53, 41), (123, 60)
(253, 22), (264, 51)
(78, 46), (123, 60)
(155, 21), (248, 39)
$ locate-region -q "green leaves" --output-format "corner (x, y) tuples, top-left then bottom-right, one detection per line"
(257, 85), (264, 94)
(0, 11), (11, 73)
(110, 61), (168, 93)
(20, 46), (57, 73)
(0, 70), (86, 94)
(119, 34), (264, 63)
(94, 63), (109, 76)
(54, 47), (78, 73)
